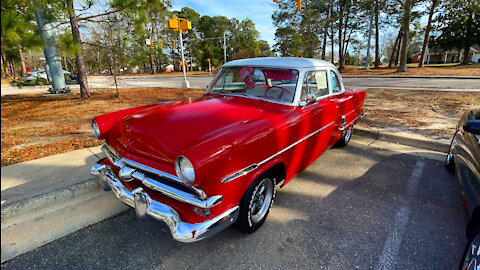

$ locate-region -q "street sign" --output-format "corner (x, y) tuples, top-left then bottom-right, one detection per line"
(146, 39), (151, 45)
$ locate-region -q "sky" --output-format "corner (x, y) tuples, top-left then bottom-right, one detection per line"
(171, 0), (277, 46)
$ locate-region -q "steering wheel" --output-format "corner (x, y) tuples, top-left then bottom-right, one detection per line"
(265, 86), (293, 101)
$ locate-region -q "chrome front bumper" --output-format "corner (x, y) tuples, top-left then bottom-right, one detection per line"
(91, 163), (239, 243)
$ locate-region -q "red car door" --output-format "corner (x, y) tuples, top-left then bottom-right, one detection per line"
(328, 70), (356, 142)
(289, 70), (338, 178)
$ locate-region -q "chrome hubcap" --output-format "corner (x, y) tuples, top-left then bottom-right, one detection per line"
(345, 126), (352, 141)
(250, 178), (273, 224)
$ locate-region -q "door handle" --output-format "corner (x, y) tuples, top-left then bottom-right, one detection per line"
(330, 98), (338, 102)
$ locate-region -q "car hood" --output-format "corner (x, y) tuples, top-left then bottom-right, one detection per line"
(110, 95), (292, 164)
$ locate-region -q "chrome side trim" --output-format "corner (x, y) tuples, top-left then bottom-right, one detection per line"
(221, 121), (335, 183)
(102, 144), (207, 200)
(93, 167), (239, 242)
(345, 114), (361, 129)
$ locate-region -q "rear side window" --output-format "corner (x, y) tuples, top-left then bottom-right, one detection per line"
(301, 71), (329, 100)
(330, 71), (342, 93)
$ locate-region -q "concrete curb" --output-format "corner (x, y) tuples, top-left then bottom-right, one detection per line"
(1, 178), (102, 226)
(342, 75), (480, 79)
(353, 127), (450, 153)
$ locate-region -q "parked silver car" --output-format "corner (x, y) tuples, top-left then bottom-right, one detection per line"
(24, 69), (70, 82)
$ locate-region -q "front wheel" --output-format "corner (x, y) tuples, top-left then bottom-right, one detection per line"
(336, 125), (353, 147)
(234, 174), (275, 233)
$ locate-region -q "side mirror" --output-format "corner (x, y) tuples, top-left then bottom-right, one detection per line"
(300, 94), (317, 109)
(464, 120), (480, 135)
(306, 94), (317, 105)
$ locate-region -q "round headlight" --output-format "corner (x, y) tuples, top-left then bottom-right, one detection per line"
(175, 156), (195, 185)
(92, 120), (101, 138)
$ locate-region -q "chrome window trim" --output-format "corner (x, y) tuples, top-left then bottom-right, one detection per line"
(204, 66), (301, 107)
(296, 67), (346, 107)
(221, 121), (335, 183)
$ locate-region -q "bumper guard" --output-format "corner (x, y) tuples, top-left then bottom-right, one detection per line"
(91, 163), (239, 242)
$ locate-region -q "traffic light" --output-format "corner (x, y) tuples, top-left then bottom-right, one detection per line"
(273, 0), (278, 2)
(168, 18), (179, 30)
(296, 0), (301, 10)
(151, 40), (155, 49)
(180, 20), (192, 31)
(161, 40), (163, 48)
(168, 18), (192, 32)
(174, 40), (176, 47)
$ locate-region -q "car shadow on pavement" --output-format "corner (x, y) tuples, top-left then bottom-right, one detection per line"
(0, 145), (468, 270)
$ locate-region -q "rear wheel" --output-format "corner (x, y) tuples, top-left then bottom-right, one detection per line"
(235, 174), (275, 233)
(336, 125), (353, 147)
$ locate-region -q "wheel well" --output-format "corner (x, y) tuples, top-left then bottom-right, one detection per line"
(267, 163), (286, 187)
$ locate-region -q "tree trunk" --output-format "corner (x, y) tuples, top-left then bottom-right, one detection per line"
(330, 26), (334, 64)
(19, 46), (27, 76)
(1, 53), (9, 77)
(338, 1), (344, 70)
(419, 0), (437, 67)
(322, 3), (331, 60)
(374, 0), (380, 68)
(149, 55), (154, 74)
(67, 0), (90, 98)
(394, 34), (402, 66)
(9, 61), (15, 76)
(388, 27), (402, 67)
(462, 43), (471, 65)
(461, 10), (473, 65)
(396, 0), (412, 72)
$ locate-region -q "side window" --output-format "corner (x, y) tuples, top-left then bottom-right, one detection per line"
(301, 71), (329, 100)
(330, 71), (342, 93)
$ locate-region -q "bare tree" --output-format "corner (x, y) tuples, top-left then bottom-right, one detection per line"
(396, 0), (413, 72)
(418, 0), (438, 67)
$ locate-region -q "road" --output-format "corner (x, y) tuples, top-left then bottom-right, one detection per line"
(1, 75), (479, 96)
(1, 137), (468, 269)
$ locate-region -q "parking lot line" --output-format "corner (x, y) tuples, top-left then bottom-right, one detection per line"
(376, 159), (425, 270)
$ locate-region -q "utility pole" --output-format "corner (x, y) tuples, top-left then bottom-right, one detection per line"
(223, 31), (227, 64)
(364, 4), (375, 70)
(179, 31), (189, 88)
(34, 6), (69, 93)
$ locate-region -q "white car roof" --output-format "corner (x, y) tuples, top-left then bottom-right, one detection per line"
(222, 57), (337, 69)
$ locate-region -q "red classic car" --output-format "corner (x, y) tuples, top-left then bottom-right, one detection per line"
(90, 57), (365, 242)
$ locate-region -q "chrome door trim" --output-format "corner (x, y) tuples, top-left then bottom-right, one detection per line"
(221, 121), (335, 183)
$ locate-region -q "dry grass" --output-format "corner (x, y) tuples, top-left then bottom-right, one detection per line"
(1, 87), (203, 166)
(341, 64), (480, 76)
(357, 89), (480, 139)
(2, 87), (479, 166)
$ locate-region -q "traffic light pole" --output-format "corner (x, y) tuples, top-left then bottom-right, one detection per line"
(179, 31), (190, 88)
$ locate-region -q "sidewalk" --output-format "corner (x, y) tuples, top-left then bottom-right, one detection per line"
(0, 128), (450, 263)
(1, 146), (132, 263)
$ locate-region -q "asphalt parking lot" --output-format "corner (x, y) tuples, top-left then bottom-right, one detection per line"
(1, 136), (467, 269)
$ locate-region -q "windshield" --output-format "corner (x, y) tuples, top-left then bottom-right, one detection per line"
(207, 67), (299, 103)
